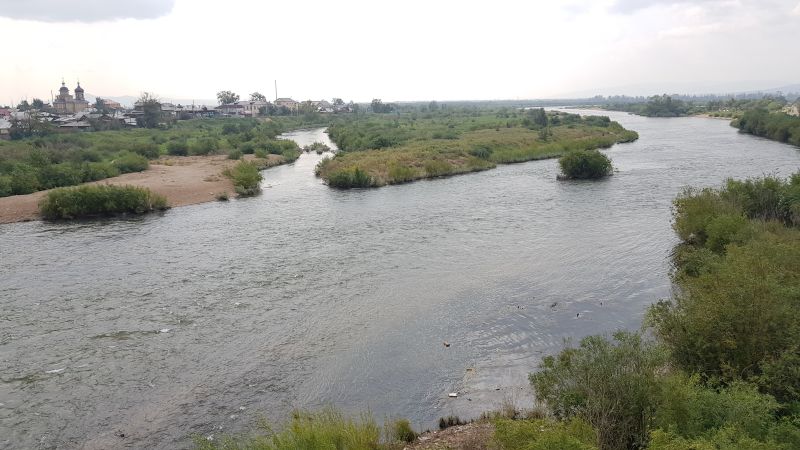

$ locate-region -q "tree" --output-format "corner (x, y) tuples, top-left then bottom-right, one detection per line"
(95, 98), (108, 114)
(9, 111), (53, 140)
(217, 90), (240, 105)
(332, 98), (344, 106)
(371, 99), (395, 113)
(250, 92), (266, 102)
(136, 92), (162, 129)
(16, 100), (30, 111)
(31, 98), (45, 110)
(428, 100), (438, 111)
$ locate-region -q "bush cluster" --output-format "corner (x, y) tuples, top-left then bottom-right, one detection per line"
(558, 150), (613, 179)
(224, 161), (262, 196)
(39, 184), (167, 219)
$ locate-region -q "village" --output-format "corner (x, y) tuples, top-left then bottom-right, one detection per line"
(0, 80), (357, 139)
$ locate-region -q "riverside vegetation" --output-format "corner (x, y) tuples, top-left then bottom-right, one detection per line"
(557, 150), (613, 179)
(198, 173), (800, 450)
(316, 108), (638, 188)
(0, 116), (312, 198)
(39, 185), (167, 219)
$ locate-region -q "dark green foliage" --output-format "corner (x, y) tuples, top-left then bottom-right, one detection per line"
(166, 140), (189, 156)
(112, 152), (149, 173)
(606, 95), (694, 117)
(227, 149), (243, 160)
(39, 185), (167, 219)
(734, 109), (800, 146)
(530, 331), (665, 450)
(224, 161), (262, 196)
(438, 416), (468, 430)
(0, 176), (11, 196)
(558, 150), (613, 179)
(254, 148), (267, 159)
(239, 142), (255, 154)
(130, 142), (160, 159)
(191, 137), (219, 155)
(388, 419), (417, 443)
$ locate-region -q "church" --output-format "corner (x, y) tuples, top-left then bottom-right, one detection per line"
(53, 80), (89, 114)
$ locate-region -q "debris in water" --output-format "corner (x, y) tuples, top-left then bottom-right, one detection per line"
(448, 392), (458, 398)
(206, 435), (214, 441)
(159, 328), (170, 333)
(550, 302), (558, 308)
(443, 341), (450, 347)
(45, 368), (65, 374)
(234, 302), (242, 307)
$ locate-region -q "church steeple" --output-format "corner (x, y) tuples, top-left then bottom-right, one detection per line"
(74, 81), (85, 101)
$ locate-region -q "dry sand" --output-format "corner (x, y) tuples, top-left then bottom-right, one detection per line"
(0, 154), (284, 224)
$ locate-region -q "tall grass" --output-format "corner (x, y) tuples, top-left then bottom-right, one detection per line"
(39, 184), (167, 219)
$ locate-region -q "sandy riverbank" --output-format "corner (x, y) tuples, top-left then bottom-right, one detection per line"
(0, 154), (284, 224)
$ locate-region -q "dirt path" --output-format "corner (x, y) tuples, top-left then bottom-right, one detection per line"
(405, 423), (494, 450)
(0, 154), (284, 224)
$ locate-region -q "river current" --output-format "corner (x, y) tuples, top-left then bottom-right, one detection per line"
(1, 112), (799, 449)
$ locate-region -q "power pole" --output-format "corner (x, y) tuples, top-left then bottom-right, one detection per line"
(274, 80), (278, 102)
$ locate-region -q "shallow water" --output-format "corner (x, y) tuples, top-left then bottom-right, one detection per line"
(1, 116), (799, 449)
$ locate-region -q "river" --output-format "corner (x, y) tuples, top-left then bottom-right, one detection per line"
(1, 114), (799, 449)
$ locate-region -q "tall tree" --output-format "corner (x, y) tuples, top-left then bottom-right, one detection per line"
(137, 92), (162, 129)
(31, 98), (45, 109)
(250, 92), (266, 102)
(16, 100), (30, 111)
(332, 98), (344, 106)
(217, 90), (240, 105)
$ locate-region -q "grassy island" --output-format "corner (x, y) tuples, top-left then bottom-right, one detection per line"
(557, 150), (613, 180)
(39, 184), (168, 219)
(316, 109), (637, 188)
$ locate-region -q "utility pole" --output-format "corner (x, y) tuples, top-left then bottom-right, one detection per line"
(274, 80), (278, 101)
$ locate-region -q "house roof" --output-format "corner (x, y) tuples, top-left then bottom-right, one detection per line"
(275, 98), (296, 102)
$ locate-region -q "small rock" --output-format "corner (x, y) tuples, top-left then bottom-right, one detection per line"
(443, 341), (450, 347)
(448, 392), (458, 398)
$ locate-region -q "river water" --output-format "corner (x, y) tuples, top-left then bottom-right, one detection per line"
(1, 114), (799, 449)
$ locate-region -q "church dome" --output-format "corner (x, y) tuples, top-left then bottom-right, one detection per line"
(75, 83), (84, 93)
(59, 81), (68, 93)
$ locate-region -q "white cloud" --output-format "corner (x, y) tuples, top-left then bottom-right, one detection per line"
(0, 0), (175, 22)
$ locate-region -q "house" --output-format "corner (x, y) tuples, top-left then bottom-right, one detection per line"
(0, 118), (10, 139)
(216, 103), (245, 116)
(0, 108), (11, 118)
(237, 100), (269, 117)
(789, 102), (800, 117)
(275, 98), (298, 110)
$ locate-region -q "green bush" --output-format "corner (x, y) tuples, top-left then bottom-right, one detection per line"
(39, 184), (167, 219)
(423, 159), (453, 177)
(10, 165), (41, 194)
(388, 419), (417, 443)
(130, 142), (160, 159)
(239, 142), (255, 154)
(558, 150), (613, 179)
(112, 152), (149, 173)
(388, 164), (416, 184)
(166, 140), (189, 156)
(81, 162), (120, 182)
(254, 148), (267, 159)
(227, 149), (243, 160)
(530, 331), (665, 450)
(38, 163), (83, 189)
(224, 161), (262, 196)
(0, 175), (12, 197)
(191, 137), (219, 156)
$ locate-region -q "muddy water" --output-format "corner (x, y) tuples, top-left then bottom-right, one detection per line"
(1, 118), (799, 449)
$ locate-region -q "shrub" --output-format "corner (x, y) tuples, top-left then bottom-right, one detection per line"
(10, 165), (41, 194)
(0, 175), (12, 197)
(388, 419), (417, 443)
(39, 185), (167, 219)
(81, 162), (120, 182)
(130, 142), (160, 159)
(38, 163), (83, 189)
(530, 331), (666, 450)
(113, 152), (149, 174)
(166, 140), (189, 156)
(254, 148), (267, 159)
(224, 161), (262, 196)
(239, 142), (255, 154)
(558, 150), (613, 179)
(227, 149), (243, 160)
(281, 149), (301, 163)
(438, 416), (468, 430)
(191, 137), (219, 156)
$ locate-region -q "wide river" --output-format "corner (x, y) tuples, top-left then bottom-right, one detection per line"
(2, 111), (799, 449)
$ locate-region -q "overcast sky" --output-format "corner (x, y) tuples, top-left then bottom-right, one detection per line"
(2, 0), (799, 104)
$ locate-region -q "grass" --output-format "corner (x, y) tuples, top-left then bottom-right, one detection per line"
(39, 184), (168, 219)
(318, 110), (637, 188)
